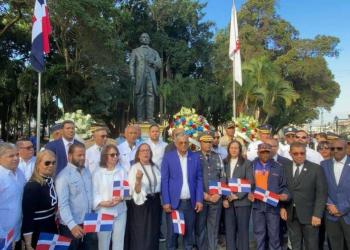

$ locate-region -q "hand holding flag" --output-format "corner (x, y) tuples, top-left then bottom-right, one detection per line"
(83, 213), (114, 233)
(113, 180), (130, 199)
(228, 178), (251, 193)
(208, 181), (231, 196)
(36, 233), (71, 250)
(253, 187), (280, 207)
(171, 210), (185, 235)
(0, 228), (14, 250)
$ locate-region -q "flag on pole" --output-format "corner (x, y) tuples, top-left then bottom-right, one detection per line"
(228, 178), (251, 193)
(36, 233), (71, 250)
(0, 228), (14, 250)
(229, 0), (242, 85)
(83, 213), (114, 233)
(253, 187), (280, 207)
(30, 0), (51, 72)
(171, 210), (185, 235)
(208, 181), (232, 196)
(113, 180), (130, 198)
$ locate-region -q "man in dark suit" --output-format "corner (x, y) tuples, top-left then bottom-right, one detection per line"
(45, 120), (82, 176)
(280, 142), (327, 250)
(161, 132), (203, 250)
(322, 139), (350, 250)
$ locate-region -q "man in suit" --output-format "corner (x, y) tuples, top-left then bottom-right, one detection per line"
(161, 132), (203, 250)
(322, 139), (350, 250)
(280, 142), (327, 250)
(45, 120), (82, 176)
(129, 33), (162, 123)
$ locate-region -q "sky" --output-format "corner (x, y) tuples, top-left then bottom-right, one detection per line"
(201, 0), (350, 124)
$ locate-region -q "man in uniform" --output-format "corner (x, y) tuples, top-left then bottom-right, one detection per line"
(212, 131), (227, 160)
(219, 122), (236, 148)
(278, 126), (297, 156)
(196, 133), (224, 250)
(247, 124), (272, 161)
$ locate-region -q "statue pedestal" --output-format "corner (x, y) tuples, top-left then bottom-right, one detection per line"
(135, 122), (168, 141)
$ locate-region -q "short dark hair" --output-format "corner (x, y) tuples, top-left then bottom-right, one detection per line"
(134, 143), (155, 166)
(289, 142), (306, 151)
(224, 140), (245, 165)
(149, 124), (159, 130)
(62, 120), (75, 128)
(317, 141), (330, 151)
(100, 144), (119, 168)
(68, 143), (85, 155)
(316, 132), (327, 139)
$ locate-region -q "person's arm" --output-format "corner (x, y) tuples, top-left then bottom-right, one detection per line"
(195, 155), (204, 204)
(129, 164), (147, 205)
(313, 165), (328, 218)
(56, 173), (77, 230)
(161, 154), (171, 211)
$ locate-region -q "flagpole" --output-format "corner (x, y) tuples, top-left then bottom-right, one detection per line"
(232, 61), (236, 120)
(36, 72), (41, 152)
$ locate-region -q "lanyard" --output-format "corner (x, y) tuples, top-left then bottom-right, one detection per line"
(140, 163), (157, 194)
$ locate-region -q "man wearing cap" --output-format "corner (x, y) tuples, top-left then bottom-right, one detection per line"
(248, 143), (289, 250)
(50, 123), (62, 141)
(219, 122), (236, 148)
(247, 124), (272, 161)
(212, 131), (227, 160)
(195, 133), (224, 250)
(281, 130), (323, 165)
(280, 142), (327, 250)
(85, 126), (108, 174)
(278, 126), (297, 156)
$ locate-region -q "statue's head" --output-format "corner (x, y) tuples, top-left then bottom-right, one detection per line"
(139, 33), (151, 45)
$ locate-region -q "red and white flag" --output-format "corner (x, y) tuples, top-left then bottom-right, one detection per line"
(229, 0), (242, 85)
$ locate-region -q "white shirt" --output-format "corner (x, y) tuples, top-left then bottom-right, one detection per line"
(129, 162), (161, 205)
(0, 165), (26, 240)
(247, 140), (263, 161)
(281, 147), (323, 165)
(212, 146), (227, 160)
(292, 162), (304, 177)
(178, 151), (191, 199)
(278, 143), (289, 156)
(62, 137), (74, 158)
(85, 144), (102, 175)
(230, 158), (238, 178)
(18, 156), (36, 181)
(92, 164), (127, 216)
(146, 138), (167, 168)
(333, 156), (347, 185)
(117, 141), (138, 173)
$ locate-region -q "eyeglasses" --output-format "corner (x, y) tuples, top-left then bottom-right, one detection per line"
(139, 149), (151, 153)
(295, 136), (307, 139)
(44, 161), (56, 166)
(100, 135), (107, 138)
(178, 141), (189, 145)
(330, 147), (344, 151)
(292, 152), (305, 156)
(106, 153), (118, 158)
(259, 151), (271, 154)
(286, 134), (295, 138)
(20, 146), (34, 150)
(318, 147), (330, 150)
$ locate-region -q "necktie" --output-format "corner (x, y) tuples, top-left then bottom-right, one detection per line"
(294, 164), (301, 179)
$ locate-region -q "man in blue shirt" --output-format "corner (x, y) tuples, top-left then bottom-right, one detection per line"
(56, 143), (97, 250)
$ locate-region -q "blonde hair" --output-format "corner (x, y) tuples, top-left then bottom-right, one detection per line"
(30, 149), (56, 185)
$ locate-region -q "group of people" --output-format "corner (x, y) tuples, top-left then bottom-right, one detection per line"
(0, 120), (350, 250)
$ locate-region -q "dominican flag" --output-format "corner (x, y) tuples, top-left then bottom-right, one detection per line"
(229, 0), (242, 85)
(228, 178), (251, 193)
(209, 181), (231, 196)
(83, 213), (114, 233)
(35, 233), (71, 250)
(253, 187), (280, 207)
(30, 0), (51, 72)
(171, 210), (185, 235)
(0, 228), (14, 250)
(113, 180), (130, 198)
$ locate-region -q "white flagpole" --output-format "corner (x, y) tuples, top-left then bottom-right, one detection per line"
(233, 62), (236, 120)
(36, 72), (41, 152)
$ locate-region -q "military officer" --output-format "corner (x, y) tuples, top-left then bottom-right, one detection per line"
(247, 124), (272, 161)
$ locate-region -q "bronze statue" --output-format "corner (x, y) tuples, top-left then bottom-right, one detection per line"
(129, 33), (161, 123)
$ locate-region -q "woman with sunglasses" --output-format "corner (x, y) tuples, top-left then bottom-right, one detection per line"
(22, 150), (58, 250)
(317, 141), (332, 160)
(92, 144), (127, 250)
(126, 143), (161, 250)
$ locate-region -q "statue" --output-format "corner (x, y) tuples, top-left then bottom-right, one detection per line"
(129, 33), (162, 123)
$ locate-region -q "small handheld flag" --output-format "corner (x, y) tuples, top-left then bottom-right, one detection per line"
(171, 210), (185, 235)
(0, 228), (14, 250)
(35, 233), (71, 250)
(208, 181), (231, 196)
(83, 213), (114, 233)
(113, 180), (130, 198)
(253, 187), (280, 207)
(228, 178), (251, 193)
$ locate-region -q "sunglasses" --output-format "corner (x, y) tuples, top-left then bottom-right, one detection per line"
(214, 136), (220, 139)
(330, 147), (344, 151)
(44, 161), (56, 166)
(286, 134), (295, 138)
(259, 151), (271, 154)
(292, 152), (305, 156)
(106, 153), (118, 158)
(100, 135), (107, 138)
(295, 136), (307, 139)
(20, 146), (34, 150)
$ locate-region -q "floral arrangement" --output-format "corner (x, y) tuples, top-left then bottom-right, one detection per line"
(234, 114), (259, 142)
(169, 107), (212, 139)
(57, 109), (95, 139)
